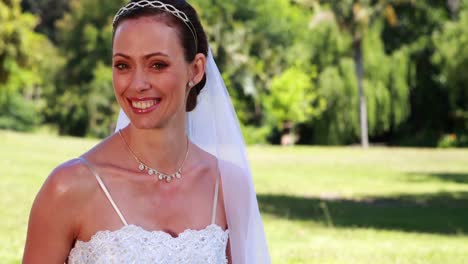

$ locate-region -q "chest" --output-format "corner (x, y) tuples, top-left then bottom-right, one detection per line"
(77, 175), (216, 243)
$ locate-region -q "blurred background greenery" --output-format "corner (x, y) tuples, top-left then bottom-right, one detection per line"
(1, 0), (467, 147)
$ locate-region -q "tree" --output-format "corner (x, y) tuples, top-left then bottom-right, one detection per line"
(287, 0), (415, 145)
(87, 62), (119, 138)
(21, 0), (70, 42)
(50, 0), (126, 136)
(263, 66), (325, 144)
(194, 0), (310, 128)
(294, 0), (404, 147)
(447, 0), (460, 18)
(432, 7), (468, 139)
(0, 0), (59, 131)
(381, 1), (454, 145)
(0, 0), (37, 105)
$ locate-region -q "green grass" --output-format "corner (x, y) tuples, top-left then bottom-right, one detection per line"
(1, 130), (468, 263)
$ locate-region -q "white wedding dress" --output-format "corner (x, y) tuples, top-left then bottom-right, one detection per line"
(67, 157), (229, 264)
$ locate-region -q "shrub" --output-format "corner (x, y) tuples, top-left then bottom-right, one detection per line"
(0, 95), (41, 132)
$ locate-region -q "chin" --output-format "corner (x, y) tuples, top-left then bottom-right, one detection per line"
(130, 119), (166, 130)
(122, 105), (185, 131)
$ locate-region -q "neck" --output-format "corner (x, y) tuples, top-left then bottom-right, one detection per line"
(120, 122), (189, 174)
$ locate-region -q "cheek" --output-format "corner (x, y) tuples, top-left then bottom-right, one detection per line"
(157, 73), (187, 98)
(112, 72), (129, 94)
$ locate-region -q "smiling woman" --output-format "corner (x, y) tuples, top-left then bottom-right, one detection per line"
(22, 1), (270, 264)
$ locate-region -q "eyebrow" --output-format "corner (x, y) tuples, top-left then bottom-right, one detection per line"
(113, 52), (170, 59)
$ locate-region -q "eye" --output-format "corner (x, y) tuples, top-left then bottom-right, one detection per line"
(114, 63), (129, 71)
(152, 62), (168, 70)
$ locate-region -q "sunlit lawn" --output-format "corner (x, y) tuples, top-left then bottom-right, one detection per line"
(1, 130), (468, 263)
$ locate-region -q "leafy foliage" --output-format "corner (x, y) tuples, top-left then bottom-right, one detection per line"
(300, 9), (412, 144)
(49, 0), (125, 136)
(21, 0), (69, 42)
(313, 59), (360, 144)
(433, 8), (468, 134)
(87, 63), (119, 138)
(195, 0), (310, 127)
(263, 66), (325, 128)
(0, 0), (58, 131)
(3, 0), (467, 145)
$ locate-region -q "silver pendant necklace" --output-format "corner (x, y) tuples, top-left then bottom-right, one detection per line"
(118, 129), (189, 183)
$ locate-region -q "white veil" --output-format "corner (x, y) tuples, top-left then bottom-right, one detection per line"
(115, 50), (271, 264)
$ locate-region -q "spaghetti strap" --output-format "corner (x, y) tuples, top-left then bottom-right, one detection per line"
(78, 157), (128, 226)
(210, 170), (221, 225)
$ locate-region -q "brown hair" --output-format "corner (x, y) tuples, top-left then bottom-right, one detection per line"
(113, 0), (208, 112)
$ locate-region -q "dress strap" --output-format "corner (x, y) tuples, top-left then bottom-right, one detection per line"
(78, 157), (128, 226)
(210, 170), (221, 225)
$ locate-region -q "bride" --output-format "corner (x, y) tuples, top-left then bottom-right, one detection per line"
(22, 0), (270, 263)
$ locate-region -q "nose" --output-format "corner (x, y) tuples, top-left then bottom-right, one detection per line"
(130, 67), (151, 93)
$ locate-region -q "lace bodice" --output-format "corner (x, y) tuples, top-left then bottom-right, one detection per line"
(68, 224), (229, 263)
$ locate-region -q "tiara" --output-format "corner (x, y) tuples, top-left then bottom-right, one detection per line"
(113, 0), (198, 51)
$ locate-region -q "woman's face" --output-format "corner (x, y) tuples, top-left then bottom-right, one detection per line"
(112, 17), (193, 129)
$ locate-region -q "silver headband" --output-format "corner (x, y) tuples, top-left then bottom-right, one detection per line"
(113, 0), (198, 51)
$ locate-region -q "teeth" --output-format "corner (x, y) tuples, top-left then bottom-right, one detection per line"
(132, 100), (158, 109)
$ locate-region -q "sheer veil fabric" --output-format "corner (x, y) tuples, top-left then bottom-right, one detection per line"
(115, 50), (271, 263)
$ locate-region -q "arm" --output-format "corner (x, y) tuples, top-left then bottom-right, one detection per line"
(23, 160), (84, 263)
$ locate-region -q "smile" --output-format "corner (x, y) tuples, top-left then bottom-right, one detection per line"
(132, 100), (159, 109)
(128, 98), (162, 114)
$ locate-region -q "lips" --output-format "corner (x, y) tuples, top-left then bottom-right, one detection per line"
(127, 97), (162, 114)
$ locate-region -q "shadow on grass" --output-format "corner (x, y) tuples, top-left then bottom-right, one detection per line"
(258, 191), (468, 235)
(406, 172), (468, 184)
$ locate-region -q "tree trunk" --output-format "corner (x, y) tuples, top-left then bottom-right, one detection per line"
(447, 0), (460, 19)
(280, 120), (296, 146)
(353, 37), (369, 148)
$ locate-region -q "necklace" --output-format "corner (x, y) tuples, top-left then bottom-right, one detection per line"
(118, 129), (190, 183)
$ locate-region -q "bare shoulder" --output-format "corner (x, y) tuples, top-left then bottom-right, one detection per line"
(42, 158), (97, 201)
(189, 144), (219, 176)
(189, 144), (241, 172)
(30, 158), (99, 230)
(190, 143), (250, 187)
(217, 159), (247, 174)
(23, 158), (97, 263)
(217, 158), (250, 186)
(44, 133), (127, 207)
(42, 131), (120, 198)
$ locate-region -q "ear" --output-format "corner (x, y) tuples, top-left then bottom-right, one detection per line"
(189, 53), (206, 88)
